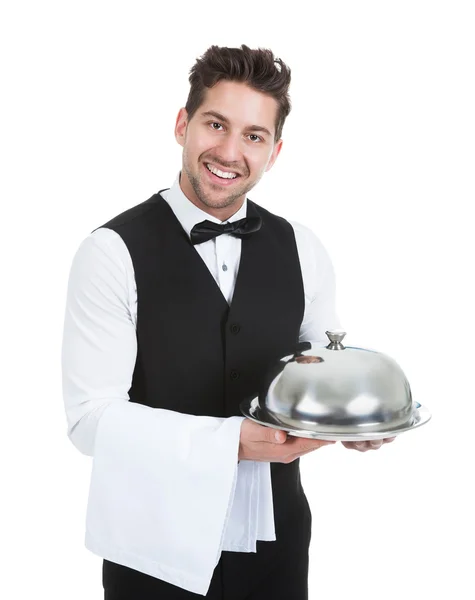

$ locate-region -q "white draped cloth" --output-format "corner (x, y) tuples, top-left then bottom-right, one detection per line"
(61, 173), (340, 595)
(85, 404), (276, 594)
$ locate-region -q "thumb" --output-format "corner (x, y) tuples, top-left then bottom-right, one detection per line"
(242, 419), (286, 444)
(268, 427), (287, 444)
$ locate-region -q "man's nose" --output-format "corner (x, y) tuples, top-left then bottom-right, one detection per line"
(215, 133), (244, 165)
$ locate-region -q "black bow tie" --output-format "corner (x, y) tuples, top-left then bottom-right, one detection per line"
(190, 216), (262, 245)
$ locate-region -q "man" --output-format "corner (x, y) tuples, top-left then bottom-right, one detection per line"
(61, 44), (394, 600)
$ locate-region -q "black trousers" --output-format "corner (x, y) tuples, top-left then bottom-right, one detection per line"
(103, 494), (311, 600)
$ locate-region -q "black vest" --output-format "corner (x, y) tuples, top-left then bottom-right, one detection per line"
(94, 190), (311, 597)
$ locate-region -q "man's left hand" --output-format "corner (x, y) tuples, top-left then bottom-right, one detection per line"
(341, 437), (396, 452)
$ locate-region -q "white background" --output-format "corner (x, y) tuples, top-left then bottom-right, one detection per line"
(1, 1), (474, 598)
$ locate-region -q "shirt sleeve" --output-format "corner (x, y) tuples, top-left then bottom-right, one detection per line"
(61, 229), (139, 456)
(290, 220), (342, 344)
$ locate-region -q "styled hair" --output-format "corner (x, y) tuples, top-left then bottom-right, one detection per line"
(185, 44), (292, 142)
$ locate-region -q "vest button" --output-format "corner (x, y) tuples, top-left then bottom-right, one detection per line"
(230, 370), (240, 381)
(230, 323), (241, 334)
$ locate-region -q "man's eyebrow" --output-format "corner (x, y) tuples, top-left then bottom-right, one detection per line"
(200, 111), (272, 137)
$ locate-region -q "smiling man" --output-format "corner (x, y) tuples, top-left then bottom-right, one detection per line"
(176, 79), (282, 220)
(62, 44), (393, 600)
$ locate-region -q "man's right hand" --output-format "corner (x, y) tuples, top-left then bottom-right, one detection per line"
(238, 418), (335, 463)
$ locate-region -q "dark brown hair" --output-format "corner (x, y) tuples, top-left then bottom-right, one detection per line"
(185, 44), (292, 142)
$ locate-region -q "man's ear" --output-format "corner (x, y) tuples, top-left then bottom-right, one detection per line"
(175, 108), (188, 147)
(265, 138), (283, 172)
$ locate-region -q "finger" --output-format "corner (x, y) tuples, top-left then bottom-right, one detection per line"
(369, 439), (384, 450)
(349, 441), (370, 451)
(348, 441), (365, 450)
(304, 439), (336, 449)
(283, 436), (335, 451)
(341, 441), (368, 451)
(383, 437), (396, 443)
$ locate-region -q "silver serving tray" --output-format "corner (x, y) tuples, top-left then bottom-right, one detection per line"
(240, 397), (431, 442)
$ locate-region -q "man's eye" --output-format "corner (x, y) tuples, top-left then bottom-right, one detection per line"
(249, 134), (262, 143)
(210, 122), (223, 130)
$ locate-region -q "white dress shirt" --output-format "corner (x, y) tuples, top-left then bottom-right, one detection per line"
(61, 173), (340, 595)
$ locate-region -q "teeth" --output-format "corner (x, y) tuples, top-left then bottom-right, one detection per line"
(206, 164), (237, 179)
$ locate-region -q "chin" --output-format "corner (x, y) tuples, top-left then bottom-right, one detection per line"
(200, 194), (239, 210)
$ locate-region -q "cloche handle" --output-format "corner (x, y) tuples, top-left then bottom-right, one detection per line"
(325, 330), (347, 350)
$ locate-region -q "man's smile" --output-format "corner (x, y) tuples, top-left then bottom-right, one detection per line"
(202, 161), (242, 186)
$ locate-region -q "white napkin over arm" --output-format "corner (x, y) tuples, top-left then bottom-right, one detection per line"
(85, 402), (249, 595)
(61, 232), (275, 596)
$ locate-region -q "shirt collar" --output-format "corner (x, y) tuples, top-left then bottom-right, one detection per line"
(164, 171), (248, 239)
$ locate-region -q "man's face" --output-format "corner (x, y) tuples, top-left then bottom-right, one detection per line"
(175, 80), (283, 218)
